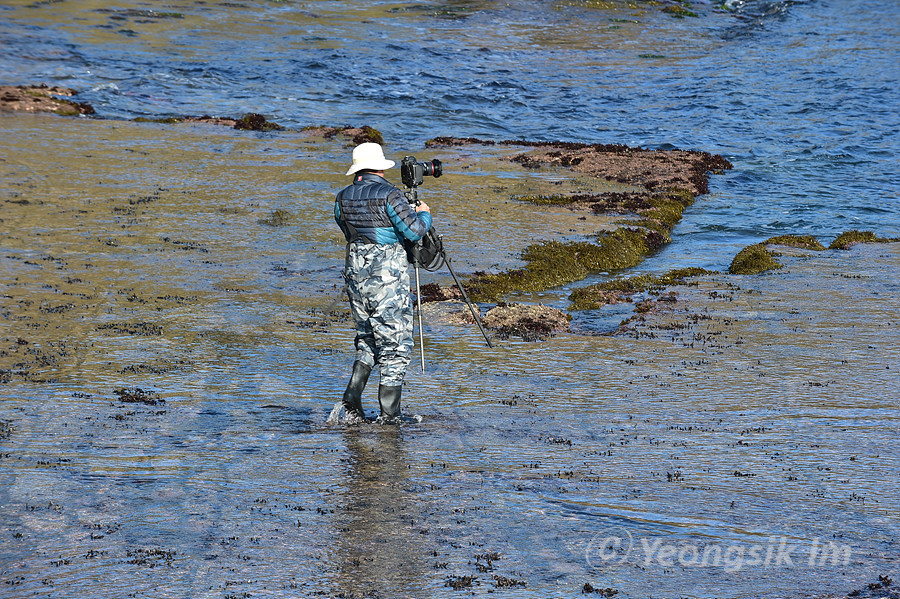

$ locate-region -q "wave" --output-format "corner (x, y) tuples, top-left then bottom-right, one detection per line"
(720, 0), (815, 38)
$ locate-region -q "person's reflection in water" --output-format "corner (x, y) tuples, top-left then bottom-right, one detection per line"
(332, 427), (430, 598)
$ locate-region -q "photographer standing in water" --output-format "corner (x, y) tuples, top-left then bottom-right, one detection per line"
(334, 142), (433, 424)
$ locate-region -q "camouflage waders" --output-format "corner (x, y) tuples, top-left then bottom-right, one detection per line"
(344, 242), (414, 388)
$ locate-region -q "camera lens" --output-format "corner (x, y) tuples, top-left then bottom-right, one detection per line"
(426, 158), (442, 178)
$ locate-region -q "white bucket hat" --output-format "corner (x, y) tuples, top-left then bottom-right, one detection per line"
(345, 142), (396, 176)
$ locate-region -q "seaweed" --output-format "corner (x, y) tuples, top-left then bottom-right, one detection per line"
(663, 5), (699, 18)
(114, 387), (164, 406)
(829, 230), (898, 250)
(465, 227), (655, 302)
(134, 116), (184, 124)
(233, 113), (285, 131)
(446, 575), (476, 590)
(464, 187), (696, 302)
(729, 243), (782, 275)
(763, 234), (825, 251)
(352, 125), (383, 145)
(570, 267), (714, 310)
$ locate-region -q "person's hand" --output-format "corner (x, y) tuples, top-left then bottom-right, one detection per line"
(416, 201), (430, 213)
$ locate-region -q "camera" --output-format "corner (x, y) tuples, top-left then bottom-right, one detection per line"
(400, 155), (442, 188)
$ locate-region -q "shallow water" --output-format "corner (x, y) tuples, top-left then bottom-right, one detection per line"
(2, 0), (900, 597)
(2, 114), (899, 598)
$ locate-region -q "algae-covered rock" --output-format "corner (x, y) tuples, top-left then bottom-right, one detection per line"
(465, 227), (654, 302)
(729, 243), (782, 275)
(234, 113), (285, 131)
(482, 303), (570, 341)
(301, 125), (383, 145)
(428, 137), (730, 303)
(429, 137), (732, 195)
(419, 282), (463, 303)
(568, 288), (630, 311)
(763, 235), (825, 251)
(828, 230), (898, 250)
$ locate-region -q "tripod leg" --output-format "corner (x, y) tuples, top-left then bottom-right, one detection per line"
(414, 264), (426, 372)
(444, 254), (494, 348)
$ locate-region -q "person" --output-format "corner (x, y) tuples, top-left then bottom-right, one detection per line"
(334, 142), (432, 424)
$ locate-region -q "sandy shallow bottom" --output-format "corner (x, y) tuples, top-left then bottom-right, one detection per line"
(1, 114), (898, 598)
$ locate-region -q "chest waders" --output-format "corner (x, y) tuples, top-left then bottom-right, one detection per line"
(339, 200), (412, 424)
(336, 201), (372, 423)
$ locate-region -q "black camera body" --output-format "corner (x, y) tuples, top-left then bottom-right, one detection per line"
(401, 155), (442, 188)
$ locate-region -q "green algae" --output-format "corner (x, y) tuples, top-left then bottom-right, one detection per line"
(642, 192), (691, 228)
(662, 4), (698, 17)
(763, 234), (825, 251)
(465, 189), (694, 302)
(729, 243), (782, 275)
(465, 228), (653, 302)
(569, 267), (714, 310)
(829, 230), (899, 250)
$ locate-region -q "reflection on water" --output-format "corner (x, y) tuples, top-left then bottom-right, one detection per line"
(1, 114), (898, 597)
(333, 428), (428, 598)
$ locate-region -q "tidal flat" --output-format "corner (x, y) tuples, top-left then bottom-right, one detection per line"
(1, 113), (898, 598)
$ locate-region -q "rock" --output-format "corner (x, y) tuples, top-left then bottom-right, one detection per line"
(0, 84), (95, 116)
(482, 302), (570, 341)
(233, 112), (285, 131)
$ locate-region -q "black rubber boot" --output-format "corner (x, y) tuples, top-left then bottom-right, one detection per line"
(341, 361), (371, 423)
(377, 385), (402, 424)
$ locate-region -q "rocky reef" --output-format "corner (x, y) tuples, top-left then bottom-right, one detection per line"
(425, 137), (732, 306)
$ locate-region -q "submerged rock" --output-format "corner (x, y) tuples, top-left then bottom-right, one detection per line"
(0, 84), (95, 116)
(570, 267), (713, 310)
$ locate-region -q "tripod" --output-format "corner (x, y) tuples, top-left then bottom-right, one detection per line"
(404, 187), (493, 372)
